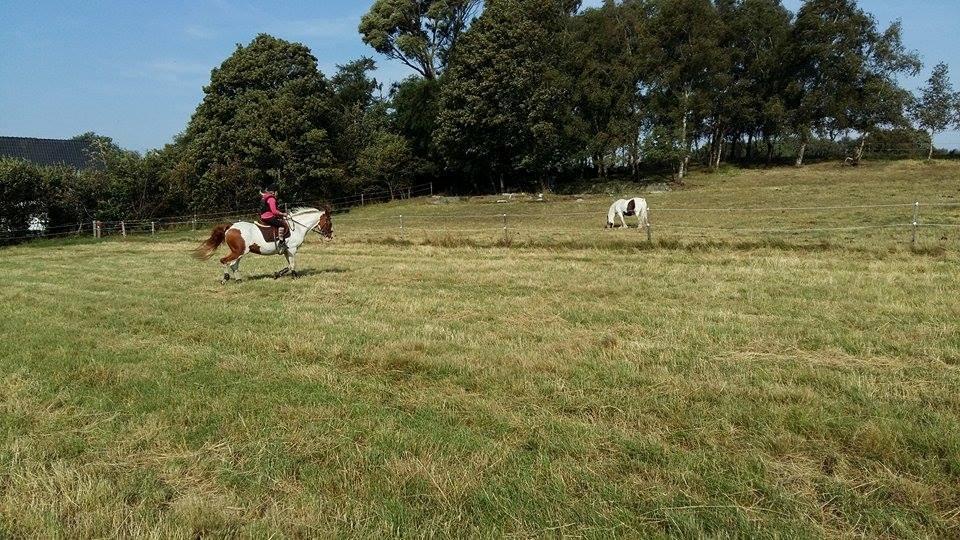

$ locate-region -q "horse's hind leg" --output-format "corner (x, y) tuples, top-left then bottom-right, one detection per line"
(230, 258), (243, 282)
(219, 229), (245, 284)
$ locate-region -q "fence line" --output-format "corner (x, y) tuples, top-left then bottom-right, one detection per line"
(3, 196), (957, 246)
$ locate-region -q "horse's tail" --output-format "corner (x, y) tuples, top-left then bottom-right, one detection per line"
(192, 223), (231, 260)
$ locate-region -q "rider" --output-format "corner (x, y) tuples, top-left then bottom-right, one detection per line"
(260, 185), (288, 251)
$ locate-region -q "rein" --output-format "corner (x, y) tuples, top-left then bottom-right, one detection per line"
(287, 214), (328, 238)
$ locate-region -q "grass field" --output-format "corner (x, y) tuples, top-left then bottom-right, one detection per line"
(1, 161), (959, 537)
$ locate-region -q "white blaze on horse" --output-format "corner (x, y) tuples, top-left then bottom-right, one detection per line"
(192, 207), (333, 283)
(606, 198), (650, 229)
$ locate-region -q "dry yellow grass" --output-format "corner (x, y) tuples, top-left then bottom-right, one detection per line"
(1, 160), (958, 536)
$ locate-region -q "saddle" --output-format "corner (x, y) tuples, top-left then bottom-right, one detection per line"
(255, 221), (291, 243)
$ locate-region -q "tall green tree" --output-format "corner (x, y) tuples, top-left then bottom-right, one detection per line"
(179, 34), (339, 210)
(356, 131), (427, 199)
(435, 0), (580, 192)
(359, 0), (481, 80)
(390, 76), (442, 159)
(845, 21), (920, 163)
(723, 0), (793, 165)
(911, 62), (960, 160)
(0, 159), (43, 235)
(568, 0), (651, 178)
(645, 0), (724, 180)
(329, 58), (387, 178)
(789, 0), (918, 166)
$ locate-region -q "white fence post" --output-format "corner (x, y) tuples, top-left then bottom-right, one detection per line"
(912, 201), (919, 247)
(151, 221), (156, 235)
(646, 212), (653, 244)
(400, 214), (404, 241)
(120, 221), (126, 238)
(502, 213), (508, 242)
(92, 220), (97, 238)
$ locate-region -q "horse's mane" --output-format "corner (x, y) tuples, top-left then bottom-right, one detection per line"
(290, 207), (324, 216)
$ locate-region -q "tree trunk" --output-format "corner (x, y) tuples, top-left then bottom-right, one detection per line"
(708, 126), (719, 169)
(796, 141), (807, 167)
(747, 132), (754, 162)
(499, 173), (505, 195)
(713, 137), (724, 170)
(765, 136), (774, 165)
(854, 134), (868, 164)
(928, 137), (935, 161)
(678, 106), (689, 182)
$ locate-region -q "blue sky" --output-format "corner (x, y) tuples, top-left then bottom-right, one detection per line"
(1, 0), (958, 152)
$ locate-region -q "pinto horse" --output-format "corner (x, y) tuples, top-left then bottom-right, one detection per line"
(193, 207), (333, 283)
(606, 198), (650, 230)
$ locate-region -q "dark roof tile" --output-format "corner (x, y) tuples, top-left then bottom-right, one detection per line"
(0, 136), (96, 169)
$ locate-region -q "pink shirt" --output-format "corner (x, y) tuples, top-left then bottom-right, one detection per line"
(260, 194), (281, 220)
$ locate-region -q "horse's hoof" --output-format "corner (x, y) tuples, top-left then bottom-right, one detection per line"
(291, 271), (300, 279)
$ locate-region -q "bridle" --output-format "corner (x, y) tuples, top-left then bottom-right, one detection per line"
(287, 213), (332, 239)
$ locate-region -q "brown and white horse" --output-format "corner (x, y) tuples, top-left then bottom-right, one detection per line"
(193, 207), (333, 283)
(606, 198), (650, 230)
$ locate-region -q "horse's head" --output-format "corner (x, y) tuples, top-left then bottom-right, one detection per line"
(314, 208), (333, 239)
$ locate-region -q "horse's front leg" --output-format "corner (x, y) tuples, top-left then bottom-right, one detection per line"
(274, 252), (293, 279)
(619, 212), (629, 229)
(288, 251), (299, 278)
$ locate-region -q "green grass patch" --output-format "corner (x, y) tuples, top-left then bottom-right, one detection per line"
(1, 161), (959, 536)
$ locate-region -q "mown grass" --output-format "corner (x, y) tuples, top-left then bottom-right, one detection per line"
(1, 160), (959, 537)
(335, 159), (960, 252)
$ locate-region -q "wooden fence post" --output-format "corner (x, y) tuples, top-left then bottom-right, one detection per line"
(912, 202), (919, 247)
(151, 221), (156, 235)
(502, 213), (508, 242)
(361, 193), (364, 206)
(430, 182), (434, 196)
(399, 215), (404, 241)
(92, 220), (97, 238)
(120, 221), (126, 238)
(192, 215), (197, 231)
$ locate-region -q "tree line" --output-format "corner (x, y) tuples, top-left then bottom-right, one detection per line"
(3, 0), (960, 237)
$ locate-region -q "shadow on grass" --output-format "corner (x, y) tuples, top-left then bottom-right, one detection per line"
(242, 267), (349, 281)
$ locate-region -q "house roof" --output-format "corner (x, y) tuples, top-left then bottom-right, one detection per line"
(0, 136), (96, 169)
